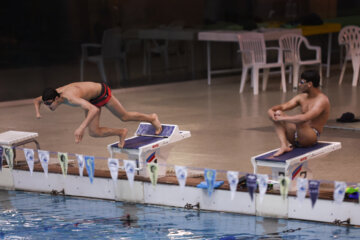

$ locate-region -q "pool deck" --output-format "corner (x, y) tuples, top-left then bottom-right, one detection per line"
(1, 71), (359, 183)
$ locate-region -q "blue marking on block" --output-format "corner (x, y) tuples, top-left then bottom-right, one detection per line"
(196, 181), (224, 189)
(136, 124), (174, 137)
(111, 136), (161, 150)
(255, 142), (331, 162)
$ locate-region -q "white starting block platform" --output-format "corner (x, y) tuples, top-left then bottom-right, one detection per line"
(251, 141), (341, 182)
(107, 123), (191, 176)
(0, 131), (40, 165)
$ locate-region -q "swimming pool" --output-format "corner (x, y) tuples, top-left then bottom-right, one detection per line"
(0, 190), (359, 239)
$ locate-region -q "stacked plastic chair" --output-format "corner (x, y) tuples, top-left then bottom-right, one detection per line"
(338, 25), (360, 86)
(237, 32), (286, 95)
(279, 34), (322, 89)
(80, 28), (128, 83)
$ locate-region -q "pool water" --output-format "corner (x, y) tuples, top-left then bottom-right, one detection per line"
(0, 190), (359, 239)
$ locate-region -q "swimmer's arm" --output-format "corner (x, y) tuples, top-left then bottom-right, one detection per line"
(277, 101), (324, 123)
(268, 95), (300, 120)
(33, 96), (43, 119)
(66, 96), (99, 143)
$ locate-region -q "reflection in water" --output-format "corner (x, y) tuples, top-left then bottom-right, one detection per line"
(119, 202), (139, 227)
(257, 217), (287, 237)
(0, 190), (359, 239)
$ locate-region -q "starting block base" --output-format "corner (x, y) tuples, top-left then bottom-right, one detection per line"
(251, 141), (341, 188)
(108, 123), (190, 177)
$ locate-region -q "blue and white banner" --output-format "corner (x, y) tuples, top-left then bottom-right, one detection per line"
(279, 176), (290, 200)
(309, 180), (320, 208)
(227, 171), (239, 200)
(124, 160), (136, 188)
(76, 154), (85, 177)
(147, 162), (158, 187)
(175, 166), (187, 189)
(108, 158), (119, 182)
(296, 178), (308, 203)
(0, 146), (3, 171)
(3, 146), (14, 169)
(246, 174), (257, 202)
(58, 152), (68, 177)
(334, 181), (346, 204)
(257, 174), (268, 204)
(23, 148), (35, 175)
(85, 155), (95, 184)
(205, 169), (216, 197)
(38, 150), (49, 177)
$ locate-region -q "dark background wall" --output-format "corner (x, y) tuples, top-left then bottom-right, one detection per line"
(1, 0), (360, 101)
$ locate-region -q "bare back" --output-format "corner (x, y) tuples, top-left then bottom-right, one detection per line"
(298, 92), (330, 133)
(56, 82), (103, 103)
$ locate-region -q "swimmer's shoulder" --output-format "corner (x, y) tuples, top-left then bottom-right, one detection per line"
(293, 93), (307, 102)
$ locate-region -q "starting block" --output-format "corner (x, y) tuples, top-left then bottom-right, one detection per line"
(251, 141), (341, 184)
(107, 123), (191, 177)
(0, 131), (40, 165)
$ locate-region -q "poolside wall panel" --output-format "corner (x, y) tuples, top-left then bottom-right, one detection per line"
(144, 183), (255, 214)
(12, 171), (64, 193)
(2, 169), (360, 226)
(0, 168), (14, 190)
(64, 176), (115, 200)
(288, 197), (360, 225)
(113, 179), (144, 203)
(255, 194), (289, 218)
(144, 182), (201, 208)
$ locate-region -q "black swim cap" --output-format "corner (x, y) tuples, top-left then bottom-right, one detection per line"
(42, 88), (60, 101)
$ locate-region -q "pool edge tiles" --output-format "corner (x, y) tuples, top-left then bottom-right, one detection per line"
(2, 168), (360, 226)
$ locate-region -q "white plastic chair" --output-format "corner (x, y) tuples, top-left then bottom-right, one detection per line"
(143, 39), (169, 75)
(279, 34), (322, 89)
(80, 28), (127, 83)
(237, 32), (286, 95)
(338, 25), (360, 86)
(143, 24), (183, 76)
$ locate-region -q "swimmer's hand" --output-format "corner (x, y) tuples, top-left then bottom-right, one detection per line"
(274, 110), (282, 117)
(273, 110), (282, 121)
(268, 108), (280, 121)
(273, 110), (288, 122)
(274, 116), (285, 121)
(33, 97), (43, 119)
(74, 127), (85, 144)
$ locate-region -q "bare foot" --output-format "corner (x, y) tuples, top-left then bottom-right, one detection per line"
(273, 145), (293, 157)
(118, 128), (128, 148)
(151, 113), (162, 134)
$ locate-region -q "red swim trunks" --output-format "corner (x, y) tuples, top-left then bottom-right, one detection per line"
(89, 83), (112, 107)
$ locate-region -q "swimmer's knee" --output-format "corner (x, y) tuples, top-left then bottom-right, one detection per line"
(120, 113), (130, 122)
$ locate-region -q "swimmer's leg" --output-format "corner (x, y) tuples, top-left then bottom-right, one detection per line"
(292, 122), (318, 147)
(105, 97), (162, 134)
(270, 112), (296, 156)
(86, 109), (128, 147)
